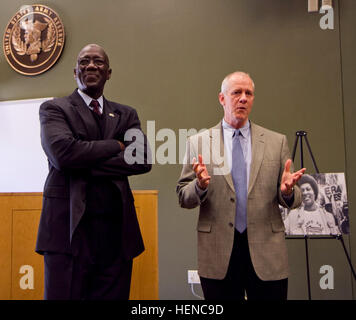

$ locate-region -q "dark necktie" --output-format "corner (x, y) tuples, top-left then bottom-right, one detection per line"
(90, 99), (101, 115)
(231, 130), (247, 233)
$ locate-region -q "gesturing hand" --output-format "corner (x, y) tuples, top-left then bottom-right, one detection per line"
(193, 154), (211, 190)
(281, 159), (306, 196)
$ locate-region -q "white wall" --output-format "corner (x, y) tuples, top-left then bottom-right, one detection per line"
(0, 98), (52, 192)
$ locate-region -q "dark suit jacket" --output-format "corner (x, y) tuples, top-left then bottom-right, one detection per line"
(36, 90), (151, 260)
(177, 122), (302, 281)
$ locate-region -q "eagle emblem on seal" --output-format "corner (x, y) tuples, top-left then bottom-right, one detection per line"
(12, 17), (56, 62)
(3, 5), (65, 75)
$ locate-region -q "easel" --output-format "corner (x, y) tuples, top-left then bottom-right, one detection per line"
(287, 131), (356, 300)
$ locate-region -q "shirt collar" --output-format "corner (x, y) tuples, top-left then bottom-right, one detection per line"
(77, 89), (104, 111)
(222, 119), (250, 138)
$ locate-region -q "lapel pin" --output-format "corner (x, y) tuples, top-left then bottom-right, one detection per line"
(109, 113), (115, 117)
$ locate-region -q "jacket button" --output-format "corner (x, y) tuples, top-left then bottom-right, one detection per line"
(229, 222), (234, 227)
(230, 197), (235, 202)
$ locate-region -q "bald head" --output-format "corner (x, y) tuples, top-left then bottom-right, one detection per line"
(221, 71), (255, 94)
(77, 44), (110, 66)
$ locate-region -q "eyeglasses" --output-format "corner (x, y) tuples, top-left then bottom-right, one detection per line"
(78, 58), (108, 67)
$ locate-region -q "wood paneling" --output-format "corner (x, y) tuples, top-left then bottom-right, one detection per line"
(0, 191), (158, 300)
(129, 191), (159, 300)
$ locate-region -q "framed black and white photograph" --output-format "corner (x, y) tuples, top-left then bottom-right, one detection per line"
(281, 173), (349, 236)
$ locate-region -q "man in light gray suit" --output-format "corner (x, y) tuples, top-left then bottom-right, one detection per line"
(177, 71), (306, 300)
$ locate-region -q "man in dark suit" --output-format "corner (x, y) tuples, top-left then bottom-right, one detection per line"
(177, 71), (306, 300)
(36, 44), (151, 300)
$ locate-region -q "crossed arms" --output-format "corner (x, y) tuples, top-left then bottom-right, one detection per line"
(39, 100), (151, 178)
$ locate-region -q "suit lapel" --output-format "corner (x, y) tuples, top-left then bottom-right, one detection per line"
(209, 122), (235, 193)
(210, 121), (266, 195)
(102, 98), (121, 139)
(248, 122), (265, 194)
(68, 90), (101, 140)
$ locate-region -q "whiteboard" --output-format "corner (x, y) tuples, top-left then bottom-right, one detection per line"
(0, 97), (53, 192)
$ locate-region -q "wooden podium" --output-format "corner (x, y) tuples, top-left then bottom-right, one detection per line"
(0, 191), (158, 300)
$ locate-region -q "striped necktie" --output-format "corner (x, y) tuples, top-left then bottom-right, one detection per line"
(90, 99), (102, 115)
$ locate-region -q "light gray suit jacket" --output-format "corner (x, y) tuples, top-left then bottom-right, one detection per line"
(176, 121), (302, 281)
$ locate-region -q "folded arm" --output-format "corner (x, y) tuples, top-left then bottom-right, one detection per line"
(40, 101), (151, 177)
(40, 101), (122, 171)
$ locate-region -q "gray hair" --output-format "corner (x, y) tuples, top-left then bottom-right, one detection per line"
(220, 71), (255, 94)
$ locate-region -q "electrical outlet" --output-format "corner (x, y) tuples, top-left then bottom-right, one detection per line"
(187, 270), (200, 284)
